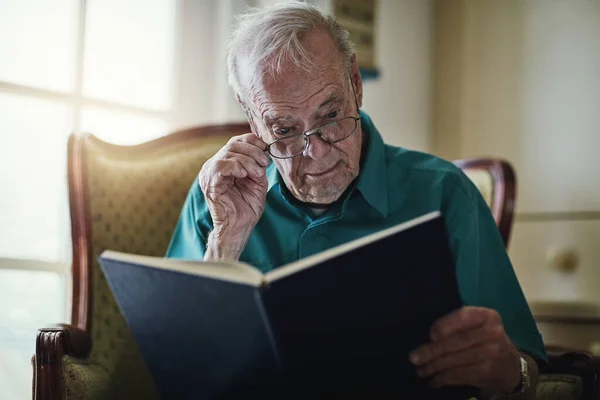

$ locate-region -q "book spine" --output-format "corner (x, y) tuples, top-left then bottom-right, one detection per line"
(253, 288), (286, 381)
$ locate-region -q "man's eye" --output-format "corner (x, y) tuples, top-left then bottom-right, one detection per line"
(327, 110), (339, 119)
(276, 127), (292, 135)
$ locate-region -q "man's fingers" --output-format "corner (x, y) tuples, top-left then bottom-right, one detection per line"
(223, 153), (266, 179)
(429, 306), (501, 342)
(225, 133), (270, 163)
(430, 364), (488, 389)
(225, 140), (271, 167)
(409, 321), (506, 366)
(212, 159), (247, 180)
(198, 133), (269, 197)
(407, 306), (523, 394)
(207, 157), (266, 194)
(235, 132), (268, 149)
(416, 342), (498, 377)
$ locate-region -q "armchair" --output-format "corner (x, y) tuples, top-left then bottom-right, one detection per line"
(33, 124), (250, 399)
(33, 139), (599, 399)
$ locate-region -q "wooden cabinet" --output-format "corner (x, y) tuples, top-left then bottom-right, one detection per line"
(531, 300), (600, 355)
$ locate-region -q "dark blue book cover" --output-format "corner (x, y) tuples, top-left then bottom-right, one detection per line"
(99, 211), (479, 399)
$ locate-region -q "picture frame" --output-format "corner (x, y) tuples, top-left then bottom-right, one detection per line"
(333, 0), (380, 80)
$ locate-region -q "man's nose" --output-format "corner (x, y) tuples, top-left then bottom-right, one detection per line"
(302, 134), (332, 159)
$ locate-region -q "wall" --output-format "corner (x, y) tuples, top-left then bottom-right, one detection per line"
(173, 0), (250, 130)
(432, 0), (600, 307)
(172, 0), (219, 128)
(173, 0), (434, 153)
(361, 0), (433, 151)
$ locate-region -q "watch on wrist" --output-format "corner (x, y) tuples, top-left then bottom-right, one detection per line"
(514, 356), (531, 394)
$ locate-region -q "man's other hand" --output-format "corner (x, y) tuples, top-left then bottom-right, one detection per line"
(409, 306), (522, 395)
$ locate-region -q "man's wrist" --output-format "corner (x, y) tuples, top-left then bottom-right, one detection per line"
(493, 353), (534, 400)
(204, 227), (250, 261)
(510, 356), (529, 394)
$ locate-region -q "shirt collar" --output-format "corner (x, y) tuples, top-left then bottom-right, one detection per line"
(353, 110), (388, 218)
(266, 161), (282, 192)
(265, 109), (388, 218)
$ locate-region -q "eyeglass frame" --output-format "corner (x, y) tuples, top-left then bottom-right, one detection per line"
(264, 75), (362, 159)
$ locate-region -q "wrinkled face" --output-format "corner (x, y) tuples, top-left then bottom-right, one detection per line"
(243, 30), (364, 205)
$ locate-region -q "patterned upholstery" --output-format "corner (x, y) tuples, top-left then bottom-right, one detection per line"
(462, 169), (494, 208)
(537, 374), (583, 399)
(62, 133), (232, 399)
(61, 356), (111, 400)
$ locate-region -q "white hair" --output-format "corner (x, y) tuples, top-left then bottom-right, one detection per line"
(226, 2), (355, 105)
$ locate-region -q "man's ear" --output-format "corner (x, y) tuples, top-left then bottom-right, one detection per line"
(349, 54), (363, 109)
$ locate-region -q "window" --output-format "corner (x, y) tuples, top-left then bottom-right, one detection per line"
(0, 0), (178, 398)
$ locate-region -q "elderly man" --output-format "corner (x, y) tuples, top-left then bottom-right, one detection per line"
(167, 2), (545, 398)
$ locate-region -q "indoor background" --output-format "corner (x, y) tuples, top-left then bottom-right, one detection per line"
(0, 0), (598, 399)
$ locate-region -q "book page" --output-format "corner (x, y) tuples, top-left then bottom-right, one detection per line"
(100, 250), (264, 286)
(264, 211), (441, 283)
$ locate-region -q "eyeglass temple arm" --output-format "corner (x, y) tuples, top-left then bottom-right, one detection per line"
(349, 74), (360, 115)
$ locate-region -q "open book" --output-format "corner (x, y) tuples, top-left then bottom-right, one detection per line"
(99, 211), (479, 399)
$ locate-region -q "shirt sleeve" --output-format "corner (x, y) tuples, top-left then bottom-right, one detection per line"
(165, 180), (213, 260)
(443, 173), (548, 364)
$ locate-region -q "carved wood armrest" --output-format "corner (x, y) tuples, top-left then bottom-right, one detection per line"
(34, 324), (92, 400)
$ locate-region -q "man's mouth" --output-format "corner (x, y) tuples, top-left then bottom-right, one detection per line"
(306, 162), (340, 177)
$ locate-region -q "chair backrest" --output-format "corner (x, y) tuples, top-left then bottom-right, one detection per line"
(67, 123), (249, 396)
(453, 158), (517, 247)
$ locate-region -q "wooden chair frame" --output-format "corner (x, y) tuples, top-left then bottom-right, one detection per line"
(453, 158), (516, 247)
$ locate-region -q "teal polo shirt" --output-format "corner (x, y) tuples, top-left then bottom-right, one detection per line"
(166, 110), (547, 363)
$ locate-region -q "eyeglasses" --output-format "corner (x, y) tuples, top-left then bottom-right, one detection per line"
(260, 74), (361, 159)
(266, 115), (362, 159)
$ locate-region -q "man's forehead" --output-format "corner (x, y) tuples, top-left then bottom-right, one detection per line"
(258, 60), (341, 90)
(259, 87), (344, 122)
(250, 62), (347, 108)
